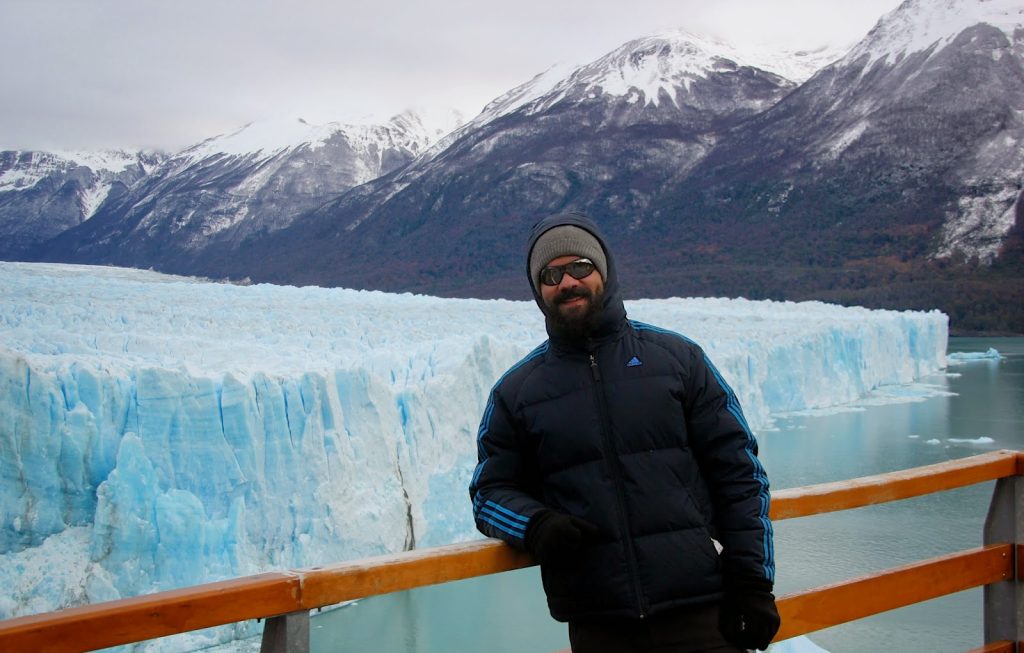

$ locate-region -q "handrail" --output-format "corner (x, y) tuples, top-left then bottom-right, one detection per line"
(0, 449), (1020, 652)
(775, 543), (1014, 640)
(769, 448), (1021, 519)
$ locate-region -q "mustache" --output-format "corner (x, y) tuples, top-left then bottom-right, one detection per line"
(555, 287), (593, 305)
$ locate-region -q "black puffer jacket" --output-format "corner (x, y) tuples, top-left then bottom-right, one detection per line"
(470, 213), (774, 622)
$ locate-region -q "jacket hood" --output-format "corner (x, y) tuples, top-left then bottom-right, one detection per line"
(526, 212), (627, 343)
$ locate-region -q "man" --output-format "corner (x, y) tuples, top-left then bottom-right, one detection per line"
(470, 212), (780, 652)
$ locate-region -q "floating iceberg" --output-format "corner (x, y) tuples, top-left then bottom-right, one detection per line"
(0, 262), (948, 650)
(948, 437), (996, 444)
(947, 348), (1002, 362)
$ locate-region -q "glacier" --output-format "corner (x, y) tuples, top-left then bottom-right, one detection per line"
(0, 262), (948, 651)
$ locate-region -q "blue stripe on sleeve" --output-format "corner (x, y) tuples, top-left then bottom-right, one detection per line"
(479, 507), (528, 537)
(483, 500), (530, 525)
(472, 494), (529, 540)
(478, 514), (527, 540)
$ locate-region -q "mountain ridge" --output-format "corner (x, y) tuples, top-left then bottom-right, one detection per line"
(24, 110), (465, 267)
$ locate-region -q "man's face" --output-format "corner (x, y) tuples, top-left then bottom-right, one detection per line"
(539, 255), (605, 332)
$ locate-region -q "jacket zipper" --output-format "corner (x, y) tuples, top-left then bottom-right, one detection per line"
(589, 352), (648, 618)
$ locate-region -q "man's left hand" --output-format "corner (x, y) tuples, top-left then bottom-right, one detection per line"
(718, 578), (781, 651)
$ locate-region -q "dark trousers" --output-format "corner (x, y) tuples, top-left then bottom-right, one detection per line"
(568, 603), (745, 653)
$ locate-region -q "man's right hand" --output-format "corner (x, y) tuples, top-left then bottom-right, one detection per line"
(524, 510), (600, 565)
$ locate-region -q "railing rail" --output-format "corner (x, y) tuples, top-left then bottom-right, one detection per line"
(775, 544), (1013, 641)
(0, 449), (1021, 653)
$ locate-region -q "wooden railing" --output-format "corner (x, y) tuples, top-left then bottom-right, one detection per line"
(1, 450), (1021, 652)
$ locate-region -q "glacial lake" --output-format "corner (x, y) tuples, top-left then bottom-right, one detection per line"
(308, 337), (1024, 653)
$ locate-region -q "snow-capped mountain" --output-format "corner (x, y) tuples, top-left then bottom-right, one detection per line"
(221, 30), (809, 294)
(673, 0), (1023, 267)
(845, 0), (1023, 67)
(33, 110), (464, 270)
(834, 0), (1024, 264)
(503, 29), (844, 116)
(0, 150), (163, 257)
(424, 31), (843, 164)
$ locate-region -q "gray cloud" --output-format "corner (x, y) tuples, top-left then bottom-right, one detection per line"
(0, 0), (902, 151)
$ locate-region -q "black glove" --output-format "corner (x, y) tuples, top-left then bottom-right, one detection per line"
(718, 577), (781, 651)
(524, 510), (599, 565)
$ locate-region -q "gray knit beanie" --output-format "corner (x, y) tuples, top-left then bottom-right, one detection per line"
(529, 225), (608, 294)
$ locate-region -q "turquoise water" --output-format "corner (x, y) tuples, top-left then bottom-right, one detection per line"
(764, 337), (1024, 652)
(310, 337), (1024, 653)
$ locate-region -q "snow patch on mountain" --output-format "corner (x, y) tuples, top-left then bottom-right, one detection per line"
(478, 63), (577, 126)
(78, 183), (113, 220)
(385, 107), (467, 147)
(56, 150), (146, 174)
(846, 0), (1024, 67)
(935, 184), (1021, 263)
(203, 206), (248, 238)
(0, 164), (48, 192)
(584, 30), (844, 101)
(181, 118), (345, 162)
(181, 110), (465, 170)
(822, 121), (872, 160)
(0, 150), (141, 192)
(770, 44), (855, 82)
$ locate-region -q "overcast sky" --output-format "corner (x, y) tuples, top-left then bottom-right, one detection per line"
(0, 0), (903, 152)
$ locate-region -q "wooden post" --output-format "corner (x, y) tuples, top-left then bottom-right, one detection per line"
(260, 611), (310, 653)
(983, 473), (1023, 646)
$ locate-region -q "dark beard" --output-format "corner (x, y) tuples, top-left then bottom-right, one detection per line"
(545, 286), (604, 340)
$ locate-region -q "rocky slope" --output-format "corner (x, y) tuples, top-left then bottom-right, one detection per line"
(0, 150), (162, 257)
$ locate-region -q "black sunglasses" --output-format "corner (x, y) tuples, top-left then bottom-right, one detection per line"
(539, 258), (597, 286)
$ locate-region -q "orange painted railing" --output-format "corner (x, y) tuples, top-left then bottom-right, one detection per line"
(1, 450), (1021, 652)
